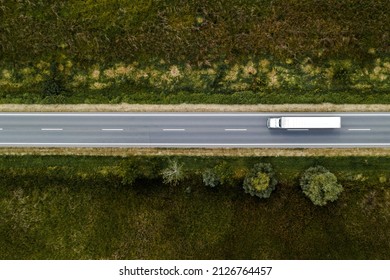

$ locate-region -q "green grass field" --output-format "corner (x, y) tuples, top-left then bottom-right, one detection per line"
(0, 155), (389, 259)
(0, 0), (389, 104)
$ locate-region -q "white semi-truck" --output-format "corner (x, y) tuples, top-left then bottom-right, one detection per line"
(267, 116), (341, 129)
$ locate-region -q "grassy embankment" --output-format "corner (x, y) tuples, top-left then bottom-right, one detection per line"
(0, 0), (389, 104)
(0, 155), (389, 259)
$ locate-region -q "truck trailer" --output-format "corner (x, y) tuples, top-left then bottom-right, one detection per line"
(267, 117), (341, 129)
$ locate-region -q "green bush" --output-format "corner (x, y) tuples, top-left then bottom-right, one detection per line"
(300, 166), (343, 206)
(243, 163), (277, 199)
(214, 160), (237, 186)
(202, 168), (221, 188)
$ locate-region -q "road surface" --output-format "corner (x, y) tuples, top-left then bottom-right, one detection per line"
(0, 112), (389, 148)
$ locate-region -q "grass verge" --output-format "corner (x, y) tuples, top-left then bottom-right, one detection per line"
(2, 147), (390, 157)
(0, 155), (389, 259)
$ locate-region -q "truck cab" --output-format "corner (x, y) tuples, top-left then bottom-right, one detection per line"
(267, 118), (281, 128)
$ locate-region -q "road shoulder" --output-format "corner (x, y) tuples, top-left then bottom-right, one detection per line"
(1, 103), (390, 112)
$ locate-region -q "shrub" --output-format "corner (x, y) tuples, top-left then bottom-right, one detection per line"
(161, 159), (185, 186)
(214, 160), (240, 186)
(202, 168), (221, 188)
(243, 163), (277, 199)
(300, 166), (343, 206)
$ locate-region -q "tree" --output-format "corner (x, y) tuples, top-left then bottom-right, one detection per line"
(202, 168), (220, 188)
(300, 166), (343, 206)
(161, 159), (185, 186)
(243, 163), (277, 199)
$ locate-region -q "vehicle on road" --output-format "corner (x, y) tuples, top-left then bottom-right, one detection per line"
(267, 117), (341, 129)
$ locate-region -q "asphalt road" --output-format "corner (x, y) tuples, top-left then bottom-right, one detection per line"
(0, 112), (389, 148)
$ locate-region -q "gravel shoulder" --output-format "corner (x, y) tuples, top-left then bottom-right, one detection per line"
(1, 103), (390, 112)
(1, 147), (390, 157)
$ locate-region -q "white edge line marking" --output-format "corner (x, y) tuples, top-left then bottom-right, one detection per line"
(225, 129), (247, 131)
(41, 128), (63, 131)
(163, 129), (186, 131)
(348, 128), (371, 131)
(0, 128), (3, 130)
(101, 129), (124, 131)
(0, 143), (390, 146)
(1, 113), (390, 117)
(287, 129), (309, 131)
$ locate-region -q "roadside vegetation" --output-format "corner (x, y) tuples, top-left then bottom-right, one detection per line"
(4, 147), (390, 157)
(3, 103), (390, 113)
(243, 163), (277, 198)
(300, 166), (343, 206)
(0, 0), (389, 104)
(1, 155), (390, 259)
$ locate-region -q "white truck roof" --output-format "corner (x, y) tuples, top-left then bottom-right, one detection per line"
(281, 117), (341, 129)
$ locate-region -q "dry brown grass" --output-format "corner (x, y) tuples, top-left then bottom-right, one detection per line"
(1, 147), (390, 157)
(1, 103), (390, 112)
